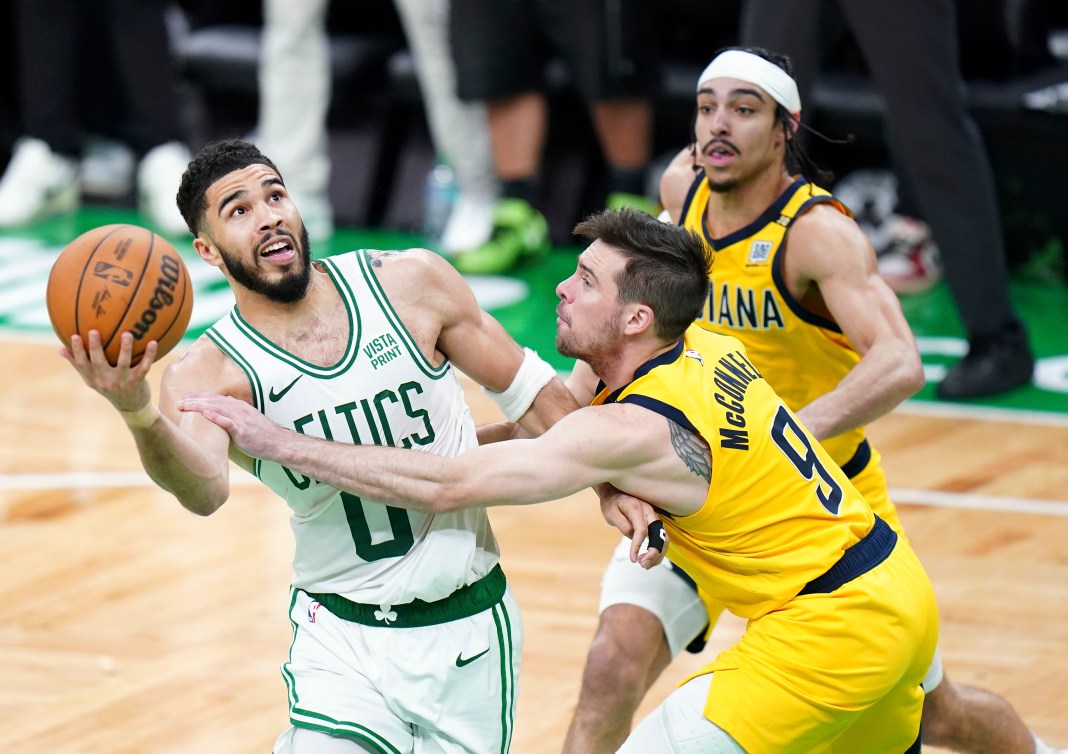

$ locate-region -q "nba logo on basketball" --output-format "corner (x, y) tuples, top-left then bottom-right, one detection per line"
(92, 261), (134, 286)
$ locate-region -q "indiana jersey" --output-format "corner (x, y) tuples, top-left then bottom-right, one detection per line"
(206, 250), (497, 607)
(680, 175), (870, 471)
(592, 326), (874, 619)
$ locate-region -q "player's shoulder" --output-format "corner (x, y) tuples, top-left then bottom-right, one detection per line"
(694, 326), (749, 357)
(162, 335), (248, 398)
(363, 247), (443, 273)
(664, 146), (697, 176)
(791, 199), (870, 250)
(788, 201), (876, 280)
(364, 247), (476, 328)
(365, 246), (459, 290)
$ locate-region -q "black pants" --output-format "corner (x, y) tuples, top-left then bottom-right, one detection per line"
(14, 0), (183, 157)
(450, 0), (657, 102)
(741, 0), (1021, 339)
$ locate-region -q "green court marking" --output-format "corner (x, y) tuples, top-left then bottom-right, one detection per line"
(897, 277), (1068, 412)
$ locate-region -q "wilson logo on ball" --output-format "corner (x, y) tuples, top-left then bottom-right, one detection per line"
(130, 254), (184, 342)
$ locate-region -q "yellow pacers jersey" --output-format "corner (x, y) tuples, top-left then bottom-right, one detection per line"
(681, 175), (905, 535)
(681, 176), (863, 470)
(592, 326), (874, 619)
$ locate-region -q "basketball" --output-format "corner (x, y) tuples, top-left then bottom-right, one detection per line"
(46, 224), (194, 366)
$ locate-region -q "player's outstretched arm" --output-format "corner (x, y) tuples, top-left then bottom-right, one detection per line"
(180, 393), (604, 507)
(62, 330), (236, 515)
(179, 393), (679, 541)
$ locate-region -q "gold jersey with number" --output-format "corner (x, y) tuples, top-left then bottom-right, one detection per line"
(591, 326), (938, 751)
(591, 325), (875, 620)
(680, 175), (905, 533)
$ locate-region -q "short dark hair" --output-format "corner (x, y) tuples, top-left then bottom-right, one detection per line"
(573, 209), (711, 342)
(176, 138), (283, 235)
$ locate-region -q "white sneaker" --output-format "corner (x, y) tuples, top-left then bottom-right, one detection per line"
(0, 137), (79, 227)
(441, 191), (496, 256)
(138, 141), (193, 237)
(81, 137), (135, 198)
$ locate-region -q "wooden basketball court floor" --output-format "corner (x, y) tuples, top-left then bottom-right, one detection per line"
(2, 336), (1067, 753)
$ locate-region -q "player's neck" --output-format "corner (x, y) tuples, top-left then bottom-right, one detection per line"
(704, 167), (794, 239)
(233, 265), (346, 348)
(595, 337), (679, 392)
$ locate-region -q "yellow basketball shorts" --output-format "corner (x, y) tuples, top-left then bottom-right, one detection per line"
(694, 538), (939, 754)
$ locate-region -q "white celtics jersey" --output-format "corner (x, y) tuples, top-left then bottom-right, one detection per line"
(206, 250), (498, 606)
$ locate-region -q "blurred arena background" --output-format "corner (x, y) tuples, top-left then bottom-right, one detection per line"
(0, 1), (1067, 752)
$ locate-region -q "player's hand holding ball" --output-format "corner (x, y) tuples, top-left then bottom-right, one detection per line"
(48, 224), (194, 426)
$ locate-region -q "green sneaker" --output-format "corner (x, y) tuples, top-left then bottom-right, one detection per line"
(606, 191), (659, 217)
(454, 198), (550, 275)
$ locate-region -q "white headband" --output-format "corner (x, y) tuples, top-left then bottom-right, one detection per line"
(696, 50), (801, 114)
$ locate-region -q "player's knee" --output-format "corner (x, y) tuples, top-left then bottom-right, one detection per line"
(582, 608), (665, 692)
(920, 682), (964, 746)
(582, 633), (647, 690)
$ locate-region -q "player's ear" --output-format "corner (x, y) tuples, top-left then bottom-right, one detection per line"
(783, 110), (800, 142)
(192, 235), (223, 269)
(623, 304), (655, 337)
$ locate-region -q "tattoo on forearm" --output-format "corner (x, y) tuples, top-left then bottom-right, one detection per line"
(369, 249), (407, 267)
(668, 420), (711, 482)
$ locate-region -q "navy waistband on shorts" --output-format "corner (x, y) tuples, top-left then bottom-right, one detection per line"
(798, 516), (897, 596)
(303, 564), (507, 628)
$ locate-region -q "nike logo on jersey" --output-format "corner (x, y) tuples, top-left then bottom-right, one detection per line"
(455, 648), (490, 667)
(268, 375), (303, 402)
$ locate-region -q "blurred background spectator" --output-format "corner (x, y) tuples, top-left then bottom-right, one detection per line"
(740, 0), (1039, 399)
(253, 0), (497, 249)
(443, 0), (660, 275)
(0, 0), (1062, 397)
(0, 0), (192, 236)
(159, 0), (1066, 276)
(256, 0), (336, 242)
(393, 0), (499, 256)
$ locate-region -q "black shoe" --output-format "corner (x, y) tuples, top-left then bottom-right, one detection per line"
(936, 323), (1035, 400)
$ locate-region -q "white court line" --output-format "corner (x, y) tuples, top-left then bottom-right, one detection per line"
(2, 471), (1067, 517)
(895, 399), (1068, 427)
(0, 470), (259, 491)
(889, 488), (1068, 517)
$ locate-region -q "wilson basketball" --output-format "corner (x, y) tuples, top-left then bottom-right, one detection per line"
(47, 224), (194, 366)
